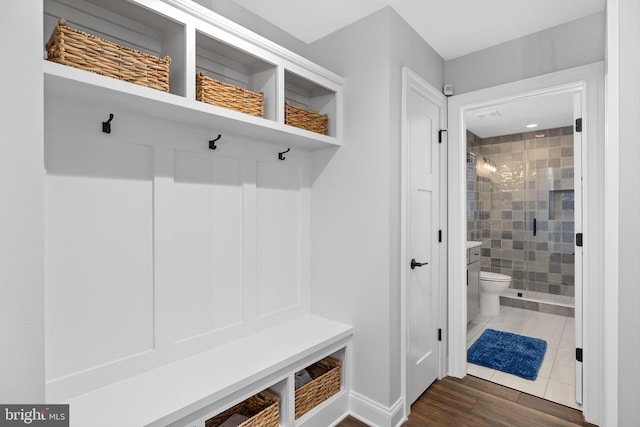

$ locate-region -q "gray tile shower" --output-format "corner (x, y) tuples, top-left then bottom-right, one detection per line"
(467, 126), (575, 307)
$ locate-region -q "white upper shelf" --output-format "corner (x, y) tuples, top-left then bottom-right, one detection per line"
(44, 61), (339, 150)
(43, 0), (344, 151)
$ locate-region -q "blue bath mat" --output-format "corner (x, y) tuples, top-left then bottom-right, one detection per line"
(468, 329), (547, 380)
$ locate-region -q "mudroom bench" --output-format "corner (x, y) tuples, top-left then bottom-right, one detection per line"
(65, 315), (353, 427)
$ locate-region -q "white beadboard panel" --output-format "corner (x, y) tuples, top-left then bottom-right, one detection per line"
(45, 137), (154, 381)
(256, 161), (301, 316)
(171, 150), (244, 342)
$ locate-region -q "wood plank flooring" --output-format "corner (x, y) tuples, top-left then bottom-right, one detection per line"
(337, 375), (596, 427)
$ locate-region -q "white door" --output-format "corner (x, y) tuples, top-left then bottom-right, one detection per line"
(408, 87), (441, 404)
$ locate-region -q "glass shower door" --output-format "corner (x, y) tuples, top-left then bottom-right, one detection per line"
(523, 131), (575, 302)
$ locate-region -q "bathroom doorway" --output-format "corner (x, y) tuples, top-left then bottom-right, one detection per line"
(446, 63), (604, 420)
(464, 91), (582, 409)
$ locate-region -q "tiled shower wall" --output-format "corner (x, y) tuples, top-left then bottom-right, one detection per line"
(466, 126), (575, 297)
(467, 132), (482, 241)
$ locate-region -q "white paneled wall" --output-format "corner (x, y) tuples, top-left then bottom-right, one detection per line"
(44, 94), (311, 401)
(172, 152), (244, 342)
(46, 137), (155, 380)
(256, 162), (303, 316)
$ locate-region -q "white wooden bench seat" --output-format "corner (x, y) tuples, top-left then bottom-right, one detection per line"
(65, 315), (353, 427)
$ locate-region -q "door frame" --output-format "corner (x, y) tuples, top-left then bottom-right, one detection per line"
(400, 67), (448, 419)
(446, 62), (604, 424)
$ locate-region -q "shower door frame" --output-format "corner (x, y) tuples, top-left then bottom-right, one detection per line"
(447, 62), (604, 424)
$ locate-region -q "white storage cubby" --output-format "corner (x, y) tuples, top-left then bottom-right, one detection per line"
(195, 31), (277, 121)
(293, 347), (347, 423)
(42, 0), (343, 149)
(285, 70), (337, 138)
(44, 0), (187, 96)
(168, 345), (349, 427)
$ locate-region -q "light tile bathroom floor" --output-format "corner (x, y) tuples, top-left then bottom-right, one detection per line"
(467, 306), (581, 410)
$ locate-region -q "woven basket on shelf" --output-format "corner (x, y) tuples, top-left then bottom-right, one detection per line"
(45, 18), (171, 92)
(294, 357), (341, 419)
(205, 389), (279, 427)
(196, 72), (264, 116)
(285, 104), (329, 135)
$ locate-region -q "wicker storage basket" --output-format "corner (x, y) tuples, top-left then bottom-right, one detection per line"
(46, 18), (171, 92)
(294, 357), (341, 419)
(285, 104), (329, 135)
(205, 389), (279, 427)
(196, 72), (264, 116)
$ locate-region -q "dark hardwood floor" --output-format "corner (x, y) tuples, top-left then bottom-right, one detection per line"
(337, 375), (596, 427)
(337, 416), (370, 427)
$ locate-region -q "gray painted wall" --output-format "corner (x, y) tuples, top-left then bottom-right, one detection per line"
(307, 8), (394, 408)
(307, 6), (444, 416)
(311, 11), (391, 405)
(615, 1), (640, 424)
(445, 12), (605, 95)
(0, 1), (45, 402)
(444, 4), (638, 423)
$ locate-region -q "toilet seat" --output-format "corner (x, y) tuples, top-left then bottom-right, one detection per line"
(480, 271), (511, 282)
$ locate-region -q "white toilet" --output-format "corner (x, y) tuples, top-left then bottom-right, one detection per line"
(479, 271), (512, 315)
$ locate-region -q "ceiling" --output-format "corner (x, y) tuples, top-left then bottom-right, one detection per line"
(230, 0), (604, 60)
(466, 92), (575, 138)
(226, 0), (599, 137)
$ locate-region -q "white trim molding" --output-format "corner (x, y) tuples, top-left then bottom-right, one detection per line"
(160, 0), (344, 86)
(603, 2), (620, 426)
(400, 67), (448, 421)
(349, 391), (404, 427)
(447, 62), (605, 426)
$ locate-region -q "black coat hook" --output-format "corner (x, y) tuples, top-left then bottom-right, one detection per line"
(278, 148), (291, 160)
(209, 134), (222, 150)
(102, 113), (114, 134)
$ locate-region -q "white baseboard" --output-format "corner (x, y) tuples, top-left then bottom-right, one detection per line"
(349, 391), (405, 427)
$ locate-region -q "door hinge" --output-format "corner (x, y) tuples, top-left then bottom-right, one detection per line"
(575, 118), (582, 132)
(438, 328), (442, 341)
(438, 230), (442, 243)
(576, 348), (583, 362)
(438, 129), (447, 143)
(576, 233), (583, 247)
